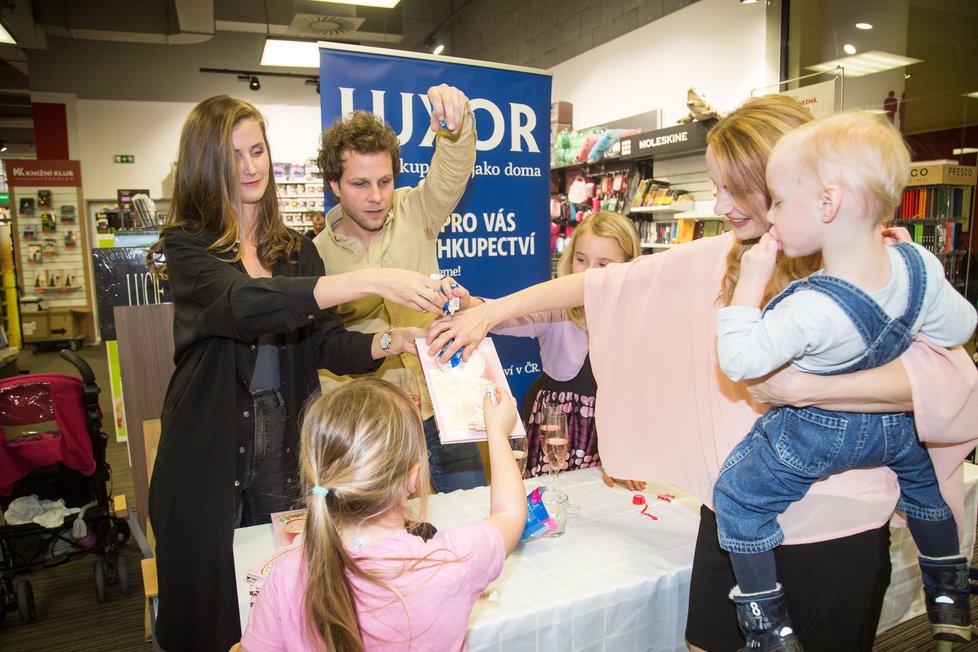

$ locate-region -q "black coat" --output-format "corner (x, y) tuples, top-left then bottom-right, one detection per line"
(149, 227), (379, 651)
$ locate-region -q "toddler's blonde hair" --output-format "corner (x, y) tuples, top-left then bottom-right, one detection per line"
(769, 111), (910, 224)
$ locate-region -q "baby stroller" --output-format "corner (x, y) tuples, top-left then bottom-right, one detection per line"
(0, 350), (130, 626)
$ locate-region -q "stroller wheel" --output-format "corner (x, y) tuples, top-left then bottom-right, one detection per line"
(93, 559), (107, 603)
(16, 580), (35, 624)
(115, 517), (131, 544)
(117, 557), (131, 597)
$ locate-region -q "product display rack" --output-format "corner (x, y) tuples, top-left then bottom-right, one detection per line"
(7, 160), (95, 348)
(274, 160), (325, 232)
(550, 121), (722, 261)
(890, 163), (975, 299)
(277, 178), (325, 230)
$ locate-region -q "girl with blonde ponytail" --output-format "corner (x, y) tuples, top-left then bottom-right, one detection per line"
(240, 378), (527, 651)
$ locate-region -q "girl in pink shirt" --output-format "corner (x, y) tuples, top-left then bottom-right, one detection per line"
(238, 378), (526, 651)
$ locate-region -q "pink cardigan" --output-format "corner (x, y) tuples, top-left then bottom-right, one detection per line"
(585, 231), (978, 544)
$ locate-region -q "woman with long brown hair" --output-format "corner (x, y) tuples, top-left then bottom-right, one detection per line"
(148, 94), (457, 651)
(428, 95), (978, 650)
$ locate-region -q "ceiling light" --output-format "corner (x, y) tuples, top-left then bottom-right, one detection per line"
(0, 140), (7, 153)
(308, 0), (400, 6)
(855, 22), (873, 30)
(739, 0), (760, 4)
(0, 21), (15, 45)
(966, 92), (978, 99)
(249, 76), (261, 91)
(261, 39), (319, 68)
(424, 37), (445, 56)
(806, 50), (923, 78)
(952, 147), (978, 155)
(843, 43), (857, 55)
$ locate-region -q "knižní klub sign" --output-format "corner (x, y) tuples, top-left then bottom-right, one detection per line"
(7, 160), (82, 187)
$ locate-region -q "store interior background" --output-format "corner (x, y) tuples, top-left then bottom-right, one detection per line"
(0, 3), (970, 402)
(0, 0), (974, 648)
(0, 0), (971, 212)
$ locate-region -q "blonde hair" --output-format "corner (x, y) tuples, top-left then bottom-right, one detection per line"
(769, 111), (910, 224)
(299, 378), (431, 651)
(707, 95), (821, 306)
(557, 211), (641, 329)
(148, 95), (298, 274)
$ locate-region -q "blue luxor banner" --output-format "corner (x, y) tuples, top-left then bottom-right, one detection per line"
(319, 44), (552, 406)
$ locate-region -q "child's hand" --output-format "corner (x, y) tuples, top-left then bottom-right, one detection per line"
(731, 232), (780, 308)
(741, 232), (780, 281)
(483, 387), (517, 439)
(882, 225), (912, 245)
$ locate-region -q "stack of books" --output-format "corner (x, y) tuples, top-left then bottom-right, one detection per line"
(245, 509), (307, 605)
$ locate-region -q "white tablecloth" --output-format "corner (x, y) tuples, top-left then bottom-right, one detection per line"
(233, 464), (978, 651)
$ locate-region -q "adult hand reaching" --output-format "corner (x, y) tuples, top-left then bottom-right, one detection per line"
(427, 84), (468, 134)
(391, 327), (426, 356)
(426, 301), (494, 362)
(372, 268), (447, 314)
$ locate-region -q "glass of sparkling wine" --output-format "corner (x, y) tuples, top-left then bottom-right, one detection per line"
(543, 412), (568, 493)
(510, 435), (528, 478)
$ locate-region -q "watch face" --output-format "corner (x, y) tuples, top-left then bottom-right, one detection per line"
(381, 331), (392, 351)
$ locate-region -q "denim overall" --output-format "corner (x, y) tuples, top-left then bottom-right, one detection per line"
(714, 243), (952, 555)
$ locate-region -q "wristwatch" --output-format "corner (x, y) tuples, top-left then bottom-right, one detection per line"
(380, 329), (394, 352)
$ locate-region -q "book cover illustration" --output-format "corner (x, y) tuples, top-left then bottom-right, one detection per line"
(19, 197), (34, 216)
(243, 509), (307, 605)
(270, 509), (307, 549)
(414, 337), (526, 445)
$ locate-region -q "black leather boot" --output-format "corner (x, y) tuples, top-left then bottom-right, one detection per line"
(919, 555), (972, 643)
(731, 585), (804, 652)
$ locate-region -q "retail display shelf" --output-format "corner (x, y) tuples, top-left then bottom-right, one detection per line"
(630, 205), (684, 215)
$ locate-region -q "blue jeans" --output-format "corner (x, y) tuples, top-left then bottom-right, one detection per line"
(715, 406), (952, 554)
(239, 387), (289, 526)
(423, 417), (486, 492)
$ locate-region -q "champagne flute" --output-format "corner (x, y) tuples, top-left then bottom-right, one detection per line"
(543, 411), (568, 493)
(510, 435), (528, 478)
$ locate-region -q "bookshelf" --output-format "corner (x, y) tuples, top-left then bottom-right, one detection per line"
(634, 213), (728, 250)
(890, 163), (975, 298)
(277, 178), (325, 230)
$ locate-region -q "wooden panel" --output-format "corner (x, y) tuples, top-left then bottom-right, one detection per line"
(114, 303), (175, 533)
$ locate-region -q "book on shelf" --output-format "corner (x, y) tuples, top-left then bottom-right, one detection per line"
(898, 185), (968, 220)
(415, 337), (527, 445)
(674, 219), (696, 243)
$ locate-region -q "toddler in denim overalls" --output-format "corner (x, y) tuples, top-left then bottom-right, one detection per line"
(714, 113), (978, 652)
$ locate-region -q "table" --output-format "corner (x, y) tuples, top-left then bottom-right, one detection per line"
(234, 464), (978, 651)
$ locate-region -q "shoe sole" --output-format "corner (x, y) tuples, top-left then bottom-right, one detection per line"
(932, 623), (973, 643)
